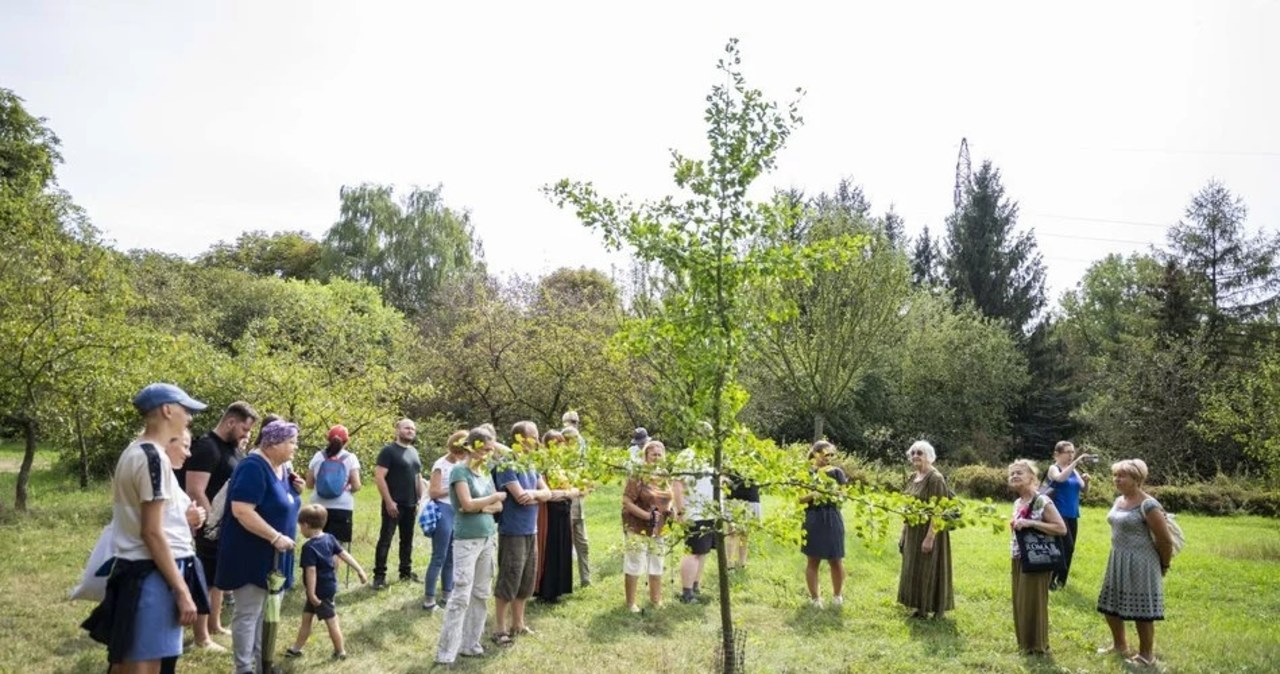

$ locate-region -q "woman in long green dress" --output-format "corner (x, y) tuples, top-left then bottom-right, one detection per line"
(897, 440), (954, 618)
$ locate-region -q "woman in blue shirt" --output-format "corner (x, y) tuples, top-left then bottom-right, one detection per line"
(216, 420), (303, 674)
(1046, 441), (1093, 590)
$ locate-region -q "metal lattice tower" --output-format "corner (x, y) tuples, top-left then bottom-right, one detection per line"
(953, 137), (972, 211)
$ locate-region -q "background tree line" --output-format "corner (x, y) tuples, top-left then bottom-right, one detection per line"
(2, 85), (1278, 513)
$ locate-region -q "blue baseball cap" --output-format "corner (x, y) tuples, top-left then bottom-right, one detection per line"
(132, 383), (207, 414)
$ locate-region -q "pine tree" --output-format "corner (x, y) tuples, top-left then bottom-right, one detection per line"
(882, 206), (905, 249)
(910, 225), (942, 287)
(942, 161), (1046, 336)
(1169, 181), (1280, 322)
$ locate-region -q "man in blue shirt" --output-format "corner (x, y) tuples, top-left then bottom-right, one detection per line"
(491, 421), (553, 644)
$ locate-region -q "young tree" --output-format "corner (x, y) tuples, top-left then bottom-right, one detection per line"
(549, 41), (989, 672)
(550, 40), (814, 672)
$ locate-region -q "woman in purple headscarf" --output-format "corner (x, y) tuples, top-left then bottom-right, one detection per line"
(215, 419), (303, 674)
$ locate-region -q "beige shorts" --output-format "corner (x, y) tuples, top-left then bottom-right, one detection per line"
(622, 532), (665, 576)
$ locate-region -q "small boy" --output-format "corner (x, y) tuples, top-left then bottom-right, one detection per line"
(285, 504), (368, 660)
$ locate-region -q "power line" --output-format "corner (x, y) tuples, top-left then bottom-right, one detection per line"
(1036, 232), (1155, 246)
(1104, 147), (1280, 158)
(1025, 212), (1170, 229)
(1043, 255), (1112, 265)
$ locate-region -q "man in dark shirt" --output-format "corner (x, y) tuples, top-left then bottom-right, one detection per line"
(183, 400), (257, 648)
(726, 470), (761, 569)
(372, 418), (425, 589)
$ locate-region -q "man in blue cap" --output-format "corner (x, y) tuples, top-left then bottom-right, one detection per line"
(82, 383), (212, 674)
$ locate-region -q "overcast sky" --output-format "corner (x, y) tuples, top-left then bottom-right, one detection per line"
(4, 0), (1277, 302)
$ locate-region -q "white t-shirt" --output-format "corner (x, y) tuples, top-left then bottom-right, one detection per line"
(431, 454), (463, 504)
(307, 450), (361, 511)
(112, 440), (195, 561)
(684, 467), (720, 521)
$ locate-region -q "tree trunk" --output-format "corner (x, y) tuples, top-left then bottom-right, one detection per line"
(76, 408), (89, 489)
(711, 377), (737, 674)
(812, 413), (826, 442)
(15, 417), (37, 512)
(714, 441), (736, 673)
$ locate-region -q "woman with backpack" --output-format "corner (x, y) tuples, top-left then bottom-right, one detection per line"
(1096, 459), (1175, 668)
(306, 425), (362, 548)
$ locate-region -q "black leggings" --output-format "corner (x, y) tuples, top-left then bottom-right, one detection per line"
(1053, 516), (1079, 586)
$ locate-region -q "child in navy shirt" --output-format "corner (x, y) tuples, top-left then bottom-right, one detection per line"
(285, 504), (368, 660)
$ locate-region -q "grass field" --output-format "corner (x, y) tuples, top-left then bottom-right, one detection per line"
(1, 444), (1278, 674)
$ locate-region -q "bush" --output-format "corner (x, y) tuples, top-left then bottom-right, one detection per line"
(942, 464), (1279, 517)
(831, 453), (903, 493)
(1147, 483), (1280, 517)
(949, 464), (1009, 501)
(1148, 485), (1239, 516)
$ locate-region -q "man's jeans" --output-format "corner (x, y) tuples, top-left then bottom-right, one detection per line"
(374, 502), (417, 579)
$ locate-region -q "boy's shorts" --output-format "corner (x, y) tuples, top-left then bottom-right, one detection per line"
(127, 567), (183, 660)
(303, 595), (337, 620)
(495, 534), (537, 600)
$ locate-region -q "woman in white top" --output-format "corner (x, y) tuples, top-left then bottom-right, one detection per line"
(423, 430), (470, 610)
(305, 425), (362, 546)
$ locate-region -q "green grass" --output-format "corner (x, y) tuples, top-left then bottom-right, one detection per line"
(1, 444), (1278, 673)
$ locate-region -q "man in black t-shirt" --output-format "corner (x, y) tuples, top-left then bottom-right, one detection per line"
(183, 401), (258, 647)
(372, 418), (425, 589)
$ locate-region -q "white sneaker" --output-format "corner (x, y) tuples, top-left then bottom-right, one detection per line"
(832, 596), (843, 608)
(628, 604), (642, 613)
(809, 597), (823, 609)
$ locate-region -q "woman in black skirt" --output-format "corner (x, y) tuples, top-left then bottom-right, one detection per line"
(800, 441), (849, 608)
(535, 431), (579, 603)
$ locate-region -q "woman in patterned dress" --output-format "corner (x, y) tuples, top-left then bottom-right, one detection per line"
(1096, 459), (1174, 667)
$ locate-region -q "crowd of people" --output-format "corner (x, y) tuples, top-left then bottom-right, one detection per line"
(84, 382), (1177, 672)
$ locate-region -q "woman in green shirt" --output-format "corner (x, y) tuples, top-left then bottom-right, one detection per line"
(435, 427), (507, 666)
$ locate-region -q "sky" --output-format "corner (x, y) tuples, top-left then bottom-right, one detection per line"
(3, 0), (1278, 303)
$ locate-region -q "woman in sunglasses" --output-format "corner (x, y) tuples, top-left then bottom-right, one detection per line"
(896, 440), (954, 619)
(799, 441), (848, 608)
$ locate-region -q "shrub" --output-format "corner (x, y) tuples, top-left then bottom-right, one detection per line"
(831, 453), (903, 493)
(1148, 485), (1239, 516)
(949, 465), (1009, 501)
(1238, 491), (1280, 518)
(1146, 483), (1280, 517)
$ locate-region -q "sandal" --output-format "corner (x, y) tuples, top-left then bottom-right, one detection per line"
(1126, 654), (1157, 667)
(1097, 646), (1132, 656)
(283, 647), (304, 658)
(514, 626), (536, 636)
(491, 632), (513, 647)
